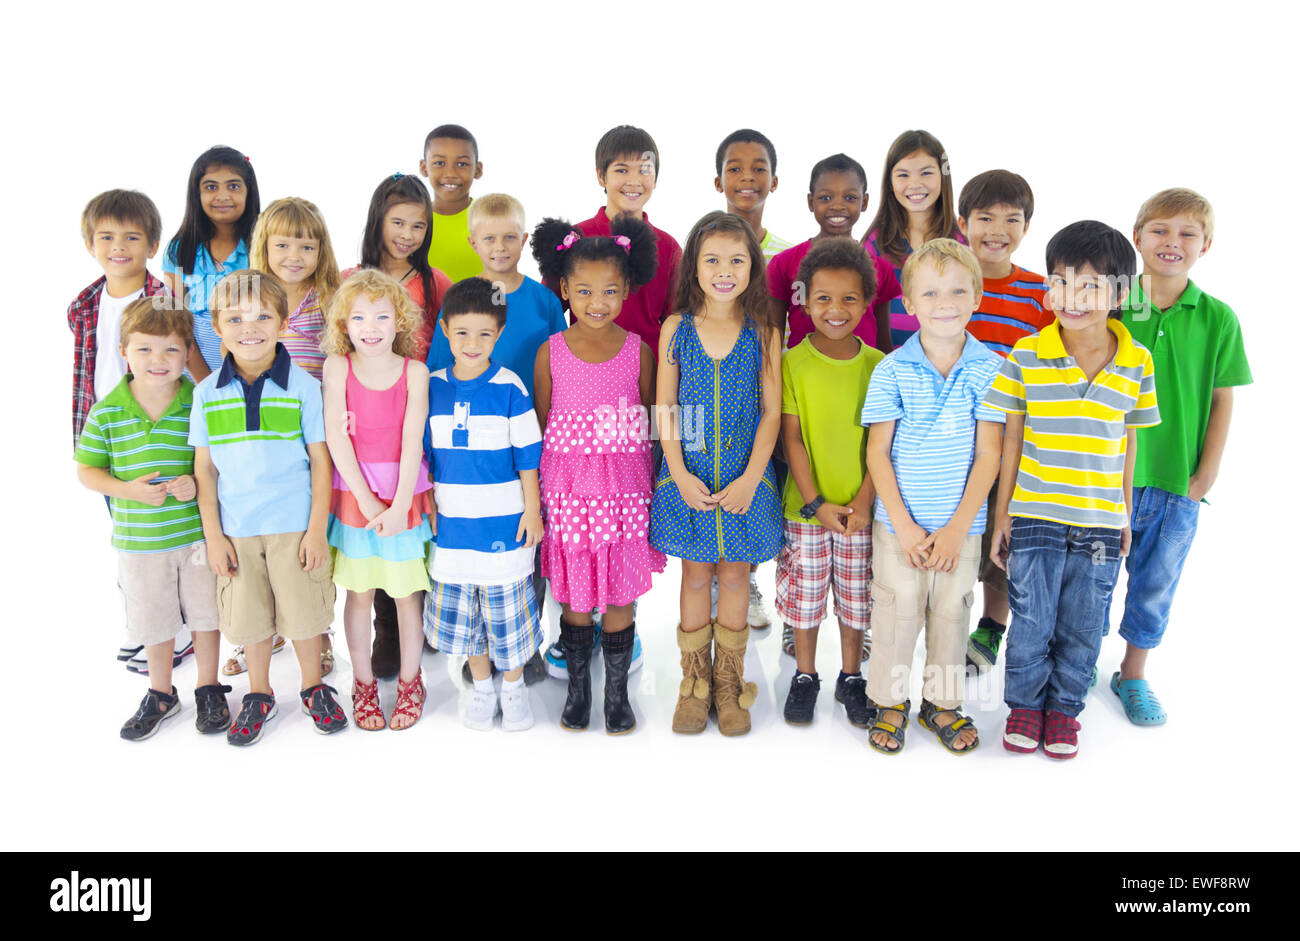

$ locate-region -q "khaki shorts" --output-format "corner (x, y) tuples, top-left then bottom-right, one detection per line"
(216, 532), (335, 645)
(978, 480), (1008, 594)
(118, 544), (219, 648)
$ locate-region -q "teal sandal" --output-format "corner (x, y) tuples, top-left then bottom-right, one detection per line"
(1109, 672), (1166, 726)
(917, 700), (980, 755)
(868, 700), (909, 755)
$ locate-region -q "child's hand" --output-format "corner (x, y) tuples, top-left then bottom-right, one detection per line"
(208, 534), (239, 578)
(896, 519), (931, 569)
(357, 490), (388, 522)
(674, 472), (719, 512)
(715, 474), (758, 515)
(517, 508), (543, 548)
(1186, 472), (1211, 503)
(815, 502), (853, 534)
(299, 530), (330, 572)
(165, 474), (197, 502)
(124, 471), (168, 507)
(1120, 525), (1132, 557)
(919, 524), (963, 574)
(366, 505), (410, 538)
(990, 514), (1012, 571)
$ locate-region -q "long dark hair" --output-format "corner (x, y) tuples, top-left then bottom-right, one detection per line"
(675, 211), (778, 350)
(166, 145), (260, 270)
(865, 130), (956, 265)
(359, 173), (440, 327)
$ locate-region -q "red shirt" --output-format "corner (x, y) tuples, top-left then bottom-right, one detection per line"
(766, 239), (900, 351)
(545, 207), (682, 355)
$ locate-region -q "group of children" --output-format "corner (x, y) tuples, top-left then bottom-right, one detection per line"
(71, 123), (1250, 759)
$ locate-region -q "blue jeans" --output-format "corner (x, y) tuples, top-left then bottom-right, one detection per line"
(1114, 486), (1199, 650)
(1004, 518), (1122, 717)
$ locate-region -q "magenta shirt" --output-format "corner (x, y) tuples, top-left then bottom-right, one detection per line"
(767, 239), (901, 351)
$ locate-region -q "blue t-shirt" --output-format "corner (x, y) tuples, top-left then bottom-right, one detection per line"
(164, 239), (249, 372)
(426, 276), (566, 397)
(860, 332), (1004, 535)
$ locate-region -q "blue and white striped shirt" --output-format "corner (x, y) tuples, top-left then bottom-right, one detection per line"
(860, 332), (1004, 535)
(425, 363), (542, 585)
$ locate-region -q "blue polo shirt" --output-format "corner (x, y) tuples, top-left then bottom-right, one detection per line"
(426, 276), (567, 397)
(163, 239), (249, 372)
(860, 332), (1004, 534)
(189, 343), (325, 538)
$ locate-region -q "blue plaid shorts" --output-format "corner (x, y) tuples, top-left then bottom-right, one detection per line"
(423, 577), (542, 671)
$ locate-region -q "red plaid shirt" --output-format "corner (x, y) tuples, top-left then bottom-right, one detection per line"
(68, 273), (167, 451)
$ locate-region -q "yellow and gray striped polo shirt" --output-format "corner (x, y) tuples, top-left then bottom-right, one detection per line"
(983, 319), (1160, 529)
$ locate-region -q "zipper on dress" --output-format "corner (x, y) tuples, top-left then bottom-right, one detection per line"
(714, 358), (726, 561)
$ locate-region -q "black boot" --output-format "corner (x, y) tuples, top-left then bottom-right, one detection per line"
(371, 589), (400, 680)
(602, 624), (636, 735)
(560, 619), (594, 730)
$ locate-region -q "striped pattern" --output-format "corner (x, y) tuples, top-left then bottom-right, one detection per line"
(164, 239), (249, 372)
(74, 376), (204, 553)
(984, 320), (1159, 529)
(860, 333), (1004, 535)
(425, 364), (542, 586)
(759, 229), (794, 262)
(967, 265), (1053, 357)
(279, 287), (326, 378)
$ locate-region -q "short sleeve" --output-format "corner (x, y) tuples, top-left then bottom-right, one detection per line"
(1213, 304), (1253, 388)
(983, 352), (1027, 415)
(187, 385), (210, 447)
(971, 359), (1006, 424)
(544, 288), (567, 336)
(873, 255), (902, 307)
(507, 376), (542, 472)
(860, 358), (903, 426)
(162, 240), (180, 274)
(781, 353), (797, 416)
(766, 250), (791, 306)
(299, 377), (326, 444)
(1126, 350), (1161, 428)
(73, 408), (110, 467)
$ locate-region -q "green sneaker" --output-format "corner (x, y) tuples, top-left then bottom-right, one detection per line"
(966, 617), (1006, 670)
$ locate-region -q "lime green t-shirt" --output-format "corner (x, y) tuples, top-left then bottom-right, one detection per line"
(781, 337), (885, 522)
(1120, 278), (1252, 497)
(427, 202), (481, 283)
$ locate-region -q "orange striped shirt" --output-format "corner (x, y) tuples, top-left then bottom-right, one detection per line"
(967, 265), (1052, 357)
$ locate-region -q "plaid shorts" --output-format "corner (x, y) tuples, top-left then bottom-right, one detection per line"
(775, 519), (873, 631)
(423, 577), (542, 671)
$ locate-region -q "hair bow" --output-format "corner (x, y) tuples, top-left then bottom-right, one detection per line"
(613, 235), (631, 254)
(557, 230), (581, 252)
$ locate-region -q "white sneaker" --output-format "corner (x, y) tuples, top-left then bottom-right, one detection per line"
(500, 683), (534, 731)
(464, 686), (499, 731)
(747, 577), (771, 629)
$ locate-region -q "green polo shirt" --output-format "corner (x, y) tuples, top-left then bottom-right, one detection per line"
(74, 376), (205, 553)
(1121, 278), (1252, 497)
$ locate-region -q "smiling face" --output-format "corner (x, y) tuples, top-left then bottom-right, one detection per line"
(212, 294), (284, 372)
(808, 169), (867, 238)
(695, 233), (751, 305)
(903, 258), (978, 341)
(381, 201), (429, 265)
(1046, 261), (1122, 334)
(345, 294), (398, 357)
(469, 215), (527, 276)
(562, 258), (629, 330)
(420, 137), (482, 210)
(440, 311), (502, 379)
(890, 149), (943, 217)
(958, 202), (1028, 276)
(806, 268), (869, 342)
(598, 151), (657, 216)
(265, 233), (320, 287)
(199, 165), (248, 227)
(86, 216), (158, 283)
(122, 331), (188, 389)
(1134, 213), (1209, 280)
(715, 141), (777, 214)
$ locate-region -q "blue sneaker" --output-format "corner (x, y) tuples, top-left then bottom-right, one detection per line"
(545, 625), (602, 680)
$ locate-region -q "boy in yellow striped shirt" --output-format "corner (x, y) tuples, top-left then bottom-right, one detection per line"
(983, 221), (1159, 759)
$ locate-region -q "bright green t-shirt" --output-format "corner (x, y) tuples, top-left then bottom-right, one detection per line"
(427, 202), (481, 283)
(1120, 278), (1252, 497)
(781, 336), (885, 522)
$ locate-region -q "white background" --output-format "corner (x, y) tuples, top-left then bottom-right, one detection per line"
(4, 0), (1296, 851)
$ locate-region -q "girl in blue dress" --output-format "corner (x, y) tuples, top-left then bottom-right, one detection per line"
(650, 211), (782, 737)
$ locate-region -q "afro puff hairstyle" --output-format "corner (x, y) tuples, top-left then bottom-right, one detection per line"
(532, 214), (658, 291)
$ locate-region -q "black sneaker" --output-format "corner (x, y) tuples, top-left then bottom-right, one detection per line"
(834, 673), (876, 728)
(300, 684), (348, 735)
(194, 684), (233, 734)
(783, 672), (821, 725)
(227, 693), (277, 747)
(117, 644), (143, 663)
(121, 687), (180, 742)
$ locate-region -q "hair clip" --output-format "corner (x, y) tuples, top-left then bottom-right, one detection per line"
(557, 230), (581, 252)
(391, 172), (405, 180)
(613, 235), (631, 254)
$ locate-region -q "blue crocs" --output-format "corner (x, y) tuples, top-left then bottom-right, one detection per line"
(1109, 672), (1167, 726)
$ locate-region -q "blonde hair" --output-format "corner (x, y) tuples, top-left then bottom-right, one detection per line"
(1134, 188), (1215, 243)
(467, 193), (526, 233)
(322, 269), (422, 358)
(249, 197), (341, 306)
(212, 269), (289, 323)
(901, 237), (983, 302)
(119, 295), (193, 351)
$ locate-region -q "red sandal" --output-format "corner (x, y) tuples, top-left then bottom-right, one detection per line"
(390, 671), (425, 731)
(352, 678), (386, 731)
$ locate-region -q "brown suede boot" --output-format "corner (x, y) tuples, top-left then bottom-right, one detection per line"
(672, 623), (713, 734)
(713, 621), (757, 736)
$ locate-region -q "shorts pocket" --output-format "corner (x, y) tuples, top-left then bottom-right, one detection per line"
(869, 580), (895, 647)
(308, 563), (336, 623)
(216, 574), (234, 635)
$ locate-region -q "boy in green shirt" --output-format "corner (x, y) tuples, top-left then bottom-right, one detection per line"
(1113, 188), (1252, 725)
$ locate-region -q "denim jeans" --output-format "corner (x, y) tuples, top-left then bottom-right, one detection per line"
(1004, 518), (1122, 717)
(1114, 486), (1200, 650)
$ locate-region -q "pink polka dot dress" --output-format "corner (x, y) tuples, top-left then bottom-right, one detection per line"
(540, 331), (665, 613)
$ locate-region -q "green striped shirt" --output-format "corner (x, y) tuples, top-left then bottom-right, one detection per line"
(74, 376), (205, 553)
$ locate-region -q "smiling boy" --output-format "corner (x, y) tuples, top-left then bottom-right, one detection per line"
(714, 129), (791, 261)
(419, 124), (485, 282)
